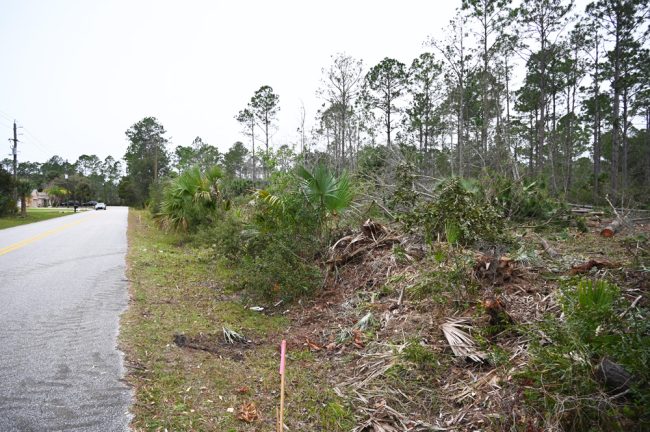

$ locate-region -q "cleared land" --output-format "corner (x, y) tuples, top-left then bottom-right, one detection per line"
(121, 209), (650, 431)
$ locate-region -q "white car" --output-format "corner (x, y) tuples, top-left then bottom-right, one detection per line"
(95, 202), (107, 210)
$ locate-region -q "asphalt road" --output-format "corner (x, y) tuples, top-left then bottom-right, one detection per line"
(0, 207), (132, 432)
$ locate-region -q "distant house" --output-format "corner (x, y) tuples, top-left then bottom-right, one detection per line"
(28, 189), (51, 207)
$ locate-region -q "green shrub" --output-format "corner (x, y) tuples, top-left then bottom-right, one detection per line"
(157, 166), (225, 232)
(147, 178), (167, 216)
(401, 340), (438, 369)
(232, 234), (321, 300)
(221, 177), (254, 199)
(487, 175), (566, 220)
(400, 177), (506, 245)
(521, 278), (650, 430)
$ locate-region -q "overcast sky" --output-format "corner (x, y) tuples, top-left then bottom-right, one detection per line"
(0, 0), (463, 164)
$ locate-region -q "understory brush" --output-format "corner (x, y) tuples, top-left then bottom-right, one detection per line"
(199, 165), (353, 300)
(521, 278), (650, 431)
(486, 175), (567, 221)
(399, 177), (507, 245)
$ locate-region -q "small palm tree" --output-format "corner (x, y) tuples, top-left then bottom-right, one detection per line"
(16, 180), (33, 218)
(158, 166), (224, 231)
(296, 164), (353, 239)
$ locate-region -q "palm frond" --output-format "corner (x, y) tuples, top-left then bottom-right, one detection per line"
(296, 164), (354, 215)
(441, 318), (486, 363)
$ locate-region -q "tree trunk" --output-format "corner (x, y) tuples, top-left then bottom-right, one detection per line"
(622, 85), (629, 193)
(611, 21), (622, 201)
(593, 36), (601, 201)
(251, 123), (256, 183)
(20, 193), (27, 217)
(549, 87), (558, 194)
(481, 14), (489, 159)
(646, 107), (650, 187)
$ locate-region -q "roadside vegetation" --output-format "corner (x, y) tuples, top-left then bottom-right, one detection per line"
(122, 155), (649, 430)
(117, 0), (650, 428)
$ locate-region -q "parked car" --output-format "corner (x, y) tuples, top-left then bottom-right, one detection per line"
(95, 202), (107, 210)
(84, 200), (98, 207)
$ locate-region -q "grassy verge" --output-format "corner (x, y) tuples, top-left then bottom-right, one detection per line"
(120, 209), (349, 431)
(0, 208), (76, 229)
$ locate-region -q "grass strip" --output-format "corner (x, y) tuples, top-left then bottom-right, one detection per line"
(120, 209), (348, 431)
(0, 209), (76, 230)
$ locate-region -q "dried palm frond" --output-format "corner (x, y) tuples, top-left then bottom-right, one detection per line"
(223, 326), (248, 344)
(440, 318), (486, 363)
(354, 312), (374, 331)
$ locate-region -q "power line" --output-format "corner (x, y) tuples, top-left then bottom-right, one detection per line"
(21, 127), (52, 156)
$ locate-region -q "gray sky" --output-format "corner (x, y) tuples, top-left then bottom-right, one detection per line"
(0, 0), (460, 164)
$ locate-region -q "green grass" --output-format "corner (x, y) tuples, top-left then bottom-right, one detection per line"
(0, 208), (76, 229)
(120, 209), (344, 431)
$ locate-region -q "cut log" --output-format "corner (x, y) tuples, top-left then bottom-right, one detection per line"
(600, 218), (626, 237)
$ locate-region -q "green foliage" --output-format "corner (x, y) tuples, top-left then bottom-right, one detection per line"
(296, 164), (353, 218)
(401, 340), (438, 369)
(357, 145), (388, 176)
(157, 166), (224, 232)
(388, 160), (418, 212)
(207, 172), (324, 300)
(222, 141), (249, 178)
(221, 177), (253, 199)
(401, 177), (506, 245)
(0, 167), (16, 217)
(573, 279), (617, 317)
(123, 117), (170, 207)
(522, 278), (650, 430)
(147, 178), (166, 216)
(488, 175), (564, 220)
(407, 251), (477, 305)
(320, 401), (355, 431)
(233, 233), (321, 300)
(575, 216), (588, 233)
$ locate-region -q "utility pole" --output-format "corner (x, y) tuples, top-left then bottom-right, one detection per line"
(12, 120), (18, 201)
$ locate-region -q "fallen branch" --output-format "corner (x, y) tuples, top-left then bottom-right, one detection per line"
(536, 235), (560, 259)
(618, 295), (643, 319)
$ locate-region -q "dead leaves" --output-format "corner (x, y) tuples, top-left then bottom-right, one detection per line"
(236, 401), (259, 423)
(351, 398), (444, 432)
(305, 338), (323, 352)
(352, 329), (365, 349)
(473, 254), (517, 285)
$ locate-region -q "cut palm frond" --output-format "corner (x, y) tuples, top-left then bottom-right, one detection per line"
(222, 326), (248, 344)
(440, 318), (486, 363)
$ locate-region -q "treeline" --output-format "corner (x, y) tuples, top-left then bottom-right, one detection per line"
(0, 154), (122, 215)
(3, 0), (649, 217)
(121, 0), (648, 208)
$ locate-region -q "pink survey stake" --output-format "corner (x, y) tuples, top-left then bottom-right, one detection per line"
(279, 340), (286, 374)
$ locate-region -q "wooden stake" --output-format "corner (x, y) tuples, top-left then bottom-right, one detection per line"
(278, 339), (286, 432)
